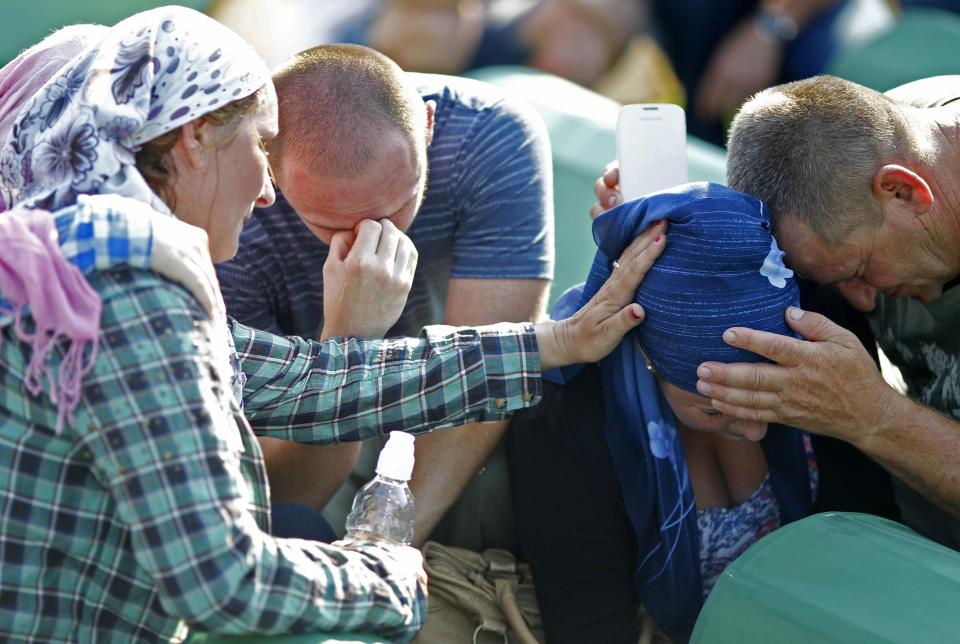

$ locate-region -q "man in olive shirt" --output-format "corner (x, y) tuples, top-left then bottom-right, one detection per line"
(697, 75), (960, 548)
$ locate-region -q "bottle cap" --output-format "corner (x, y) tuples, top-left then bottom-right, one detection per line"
(375, 431), (416, 481)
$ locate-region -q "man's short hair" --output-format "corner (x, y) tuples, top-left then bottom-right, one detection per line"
(269, 44), (422, 179)
(727, 75), (909, 242)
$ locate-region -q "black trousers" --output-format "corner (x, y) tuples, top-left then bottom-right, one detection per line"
(507, 365), (641, 644)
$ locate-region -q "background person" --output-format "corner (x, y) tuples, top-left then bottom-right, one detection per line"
(314, 0), (889, 145)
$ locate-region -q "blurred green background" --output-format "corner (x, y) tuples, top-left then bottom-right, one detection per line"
(0, 0), (210, 66)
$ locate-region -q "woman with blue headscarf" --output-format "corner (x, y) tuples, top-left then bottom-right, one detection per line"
(508, 182), (817, 644)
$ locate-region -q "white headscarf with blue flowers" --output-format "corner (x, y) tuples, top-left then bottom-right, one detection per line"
(0, 5), (269, 214)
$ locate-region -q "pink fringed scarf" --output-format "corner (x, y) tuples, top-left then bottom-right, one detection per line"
(0, 208), (101, 433)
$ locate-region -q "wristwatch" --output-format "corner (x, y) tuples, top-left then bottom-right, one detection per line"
(753, 5), (800, 43)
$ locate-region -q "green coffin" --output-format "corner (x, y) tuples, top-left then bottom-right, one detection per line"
(828, 9), (960, 92)
(692, 512), (960, 644)
(0, 0), (211, 67)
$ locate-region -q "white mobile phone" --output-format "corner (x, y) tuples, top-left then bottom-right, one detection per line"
(616, 103), (688, 201)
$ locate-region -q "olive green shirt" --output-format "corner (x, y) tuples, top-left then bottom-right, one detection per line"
(870, 75), (960, 548)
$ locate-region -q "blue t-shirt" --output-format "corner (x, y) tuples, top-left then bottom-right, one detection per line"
(217, 73), (554, 338)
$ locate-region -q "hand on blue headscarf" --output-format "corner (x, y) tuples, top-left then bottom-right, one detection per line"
(582, 182), (799, 392)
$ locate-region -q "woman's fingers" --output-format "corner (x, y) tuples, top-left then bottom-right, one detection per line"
(598, 220), (667, 306)
(537, 221), (667, 369)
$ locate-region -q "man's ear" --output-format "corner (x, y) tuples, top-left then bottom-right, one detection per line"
(424, 100), (436, 148)
(871, 164), (933, 214)
(172, 119), (210, 171)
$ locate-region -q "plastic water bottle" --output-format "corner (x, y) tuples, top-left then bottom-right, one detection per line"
(344, 431), (416, 545)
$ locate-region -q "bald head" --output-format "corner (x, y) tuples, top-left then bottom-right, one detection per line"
(269, 44), (426, 181)
(727, 75), (911, 243)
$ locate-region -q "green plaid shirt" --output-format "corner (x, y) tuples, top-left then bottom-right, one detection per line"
(0, 267), (541, 643)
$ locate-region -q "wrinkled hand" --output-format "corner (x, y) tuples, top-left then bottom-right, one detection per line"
(321, 219), (418, 340)
(335, 539), (427, 585)
(695, 307), (898, 443)
(335, 540), (429, 625)
(150, 215), (224, 321)
(388, 543), (429, 593)
(590, 160), (622, 219)
(536, 220), (666, 369)
(694, 18), (783, 123)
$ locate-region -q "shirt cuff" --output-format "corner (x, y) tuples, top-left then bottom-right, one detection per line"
(425, 322), (542, 417)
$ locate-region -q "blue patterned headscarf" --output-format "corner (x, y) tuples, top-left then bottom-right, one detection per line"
(0, 5), (269, 214)
(599, 181), (797, 391)
(551, 183), (812, 642)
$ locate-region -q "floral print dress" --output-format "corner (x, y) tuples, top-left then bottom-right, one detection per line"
(698, 434), (819, 597)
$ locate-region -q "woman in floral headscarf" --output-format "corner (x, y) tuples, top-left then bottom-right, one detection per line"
(508, 183), (818, 644)
(0, 24), (227, 420)
(0, 6), (659, 641)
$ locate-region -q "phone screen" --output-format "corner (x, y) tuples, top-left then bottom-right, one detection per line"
(617, 104), (688, 201)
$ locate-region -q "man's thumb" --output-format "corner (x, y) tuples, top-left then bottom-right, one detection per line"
(785, 307), (844, 343)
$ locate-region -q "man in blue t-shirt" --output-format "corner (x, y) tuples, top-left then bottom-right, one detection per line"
(216, 44), (553, 546)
